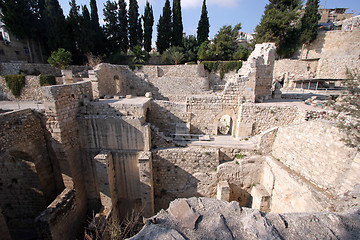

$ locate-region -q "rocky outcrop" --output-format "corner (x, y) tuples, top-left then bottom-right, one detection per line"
(130, 197), (360, 240)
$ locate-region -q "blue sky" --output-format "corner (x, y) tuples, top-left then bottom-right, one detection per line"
(59, 0), (360, 39)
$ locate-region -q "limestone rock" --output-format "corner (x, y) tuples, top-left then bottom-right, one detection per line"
(129, 197), (360, 240)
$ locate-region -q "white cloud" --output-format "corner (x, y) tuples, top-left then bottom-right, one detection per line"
(181, 0), (238, 8)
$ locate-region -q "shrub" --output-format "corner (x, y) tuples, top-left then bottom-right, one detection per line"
(48, 48), (72, 69)
(201, 61), (243, 79)
(4, 75), (25, 97)
(39, 74), (56, 86)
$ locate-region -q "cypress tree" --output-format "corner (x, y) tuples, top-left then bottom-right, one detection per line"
(253, 0), (302, 57)
(172, 0), (183, 46)
(143, 1), (154, 52)
(44, 0), (72, 52)
(300, 0), (320, 45)
(118, 0), (129, 53)
(103, 0), (119, 54)
(128, 0), (141, 48)
(156, 0), (172, 53)
(67, 0), (82, 63)
(78, 5), (94, 55)
(90, 0), (105, 55)
(197, 0), (210, 45)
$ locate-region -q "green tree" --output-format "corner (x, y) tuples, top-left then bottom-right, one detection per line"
(172, 0), (183, 47)
(128, 0), (142, 48)
(128, 45), (148, 64)
(67, 0), (82, 63)
(233, 45), (251, 61)
(331, 69), (360, 151)
(118, 0), (129, 53)
(103, 0), (119, 54)
(300, 0), (320, 45)
(253, 0), (302, 58)
(197, 41), (214, 61)
(44, 0), (72, 52)
(212, 24), (241, 60)
(48, 48), (72, 69)
(143, 1), (154, 52)
(156, 0), (172, 53)
(183, 35), (199, 62)
(197, 0), (210, 45)
(78, 5), (94, 56)
(90, 0), (105, 55)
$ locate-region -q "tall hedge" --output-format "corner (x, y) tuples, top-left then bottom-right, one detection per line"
(4, 75), (26, 97)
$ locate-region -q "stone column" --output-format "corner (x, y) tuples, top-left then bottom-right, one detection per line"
(94, 151), (113, 211)
(138, 151), (154, 218)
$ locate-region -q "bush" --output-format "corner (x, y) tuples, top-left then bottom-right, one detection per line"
(39, 74), (56, 86)
(201, 61), (243, 79)
(233, 45), (251, 61)
(4, 75), (25, 97)
(48, 48), (72, 69)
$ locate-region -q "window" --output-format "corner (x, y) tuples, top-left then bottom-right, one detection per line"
(24, 47), (30, 55)
(15, 50), (20, 55)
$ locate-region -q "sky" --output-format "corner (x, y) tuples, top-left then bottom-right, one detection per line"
(59, 0), (360, 40)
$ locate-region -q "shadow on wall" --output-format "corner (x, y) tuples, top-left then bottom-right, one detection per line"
(152, 155), (201, 213)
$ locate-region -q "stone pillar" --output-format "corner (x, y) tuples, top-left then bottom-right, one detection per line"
(88, 70), (99, 99)
(138, 151), (154, 218)
(61, 69), (73, 84)
(143, 124), (151, 151)
(94, 151), (113, 211)
(216, 181), (231, 201)
(250, 184), (271, 212)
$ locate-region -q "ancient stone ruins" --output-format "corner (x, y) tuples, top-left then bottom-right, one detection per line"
(0, 26), (359, 240)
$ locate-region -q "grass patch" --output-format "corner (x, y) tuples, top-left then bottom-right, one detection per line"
(235, 153), (246, 159)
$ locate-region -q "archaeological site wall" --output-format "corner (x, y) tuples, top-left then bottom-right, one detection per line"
(0, 109), (64, 238)
(271, 120), (359, 197)
(0, 63), (90, 76)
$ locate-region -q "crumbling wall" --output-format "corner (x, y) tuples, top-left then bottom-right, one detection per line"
(42, 81), (93, 238)
(272, 120), (359, 196)
(152, 147), (219, 212)
(0, 109), (64, 237)
(149, 100), (189, 134)
(0, 75), (48, 101)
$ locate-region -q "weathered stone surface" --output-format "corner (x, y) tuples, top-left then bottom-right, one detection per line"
(168, 199), (200, 229)
(130, 197), (360, 240)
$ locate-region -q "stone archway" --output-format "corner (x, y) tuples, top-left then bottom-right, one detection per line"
(214, 110), (236, 136)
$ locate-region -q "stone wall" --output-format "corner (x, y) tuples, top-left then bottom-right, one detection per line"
(0, 75), (45, 101)
(0, 109), (64, 238)
(271, 120), (359, 196)
(0, 63), (90, 76)
(92, 64), (209, 100)
(149, 100), (189, 134)
(152, 147), (219, 212)
(262, 157), (331, 213)
(43, 81), (93, 236)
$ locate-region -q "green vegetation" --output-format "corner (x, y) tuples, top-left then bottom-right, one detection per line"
(197, 0), (210, 45)
(128, 0), (142, 49)
(156, 0), (172, 53)
(235, 153), (247, 159)
(4, 75), (26, 97)
(201, 61), (243, 79)
(300, 0), (321, 45)
(172, 0), (183, 47)
(143, 1), (154, 52)
(48, 48), (72, 69)
(39, 75), (56, 86)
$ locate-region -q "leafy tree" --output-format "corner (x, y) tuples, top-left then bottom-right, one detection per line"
(67, 0), (82, 63)
(253, 0), (302, 58)
(197, 0), (210, 45)
(44, 0), (73, 52)
(118, 0), (129, 53)
(233, 45), (251, 61)
(197, 41), (214, 61)
(103, 0), (119, 54)
(48, 48), (72, 69)
(300, 0), (320, 45)
(128, 45), (148, 64)
(330, 69), (360, 151)
(183, 35), (199, 62)
(156, 0), (172, 53)
(172, 0), (183, 47)
(128, 0), (142, 48)
(78, 5), (94, 56)
(212, 24), (241, 60)
(90, 0), (105, 55)
(143, 1), (154, 52)
(161, 46), (184, 65)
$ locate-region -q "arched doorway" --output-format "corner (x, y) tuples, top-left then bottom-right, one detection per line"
(217, 115), (233, 135)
